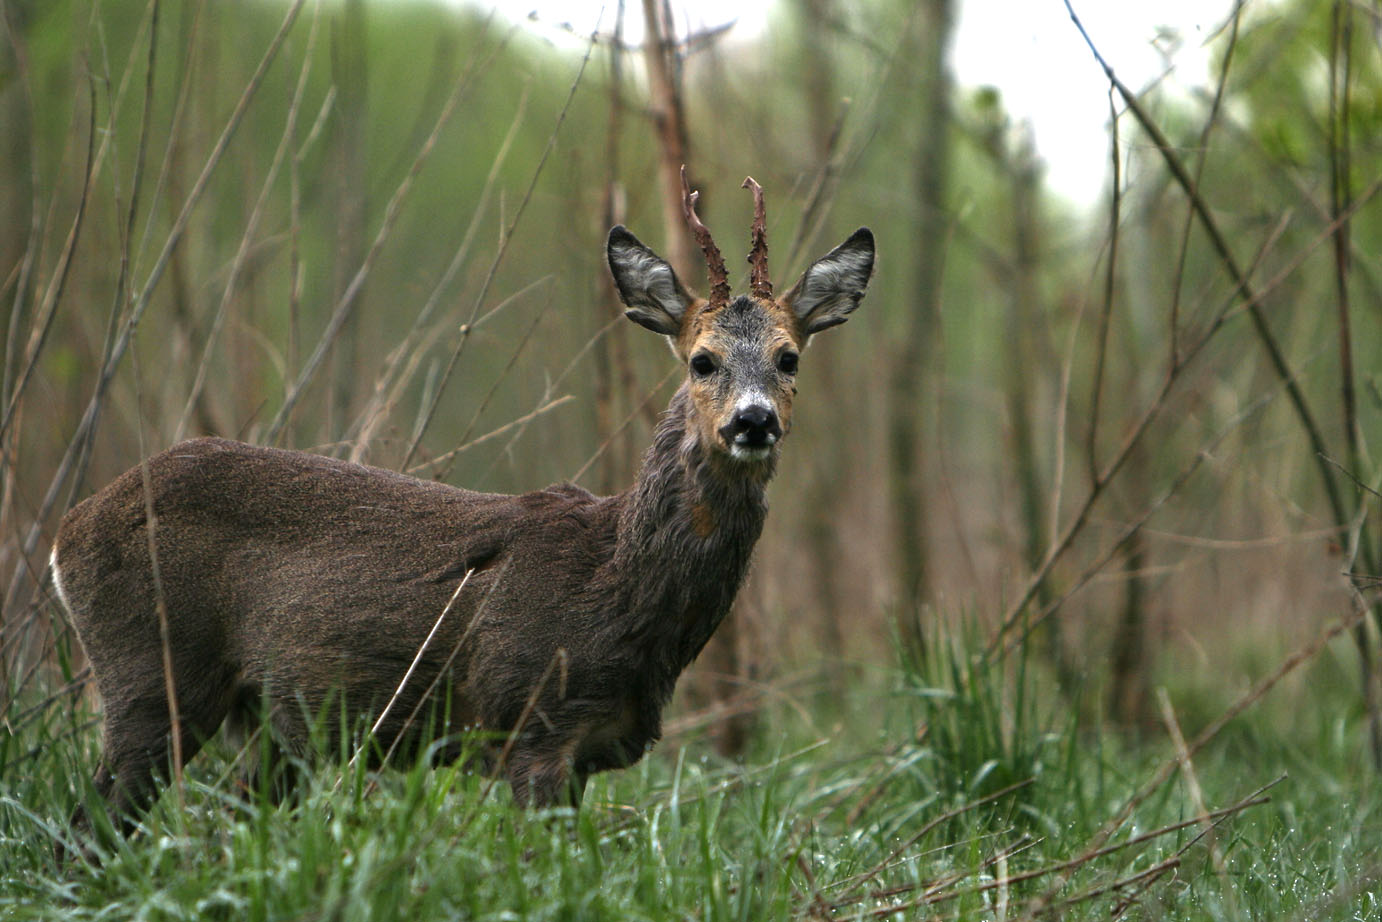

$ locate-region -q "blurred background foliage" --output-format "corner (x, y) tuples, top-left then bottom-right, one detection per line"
(1, 0), (1379, 752)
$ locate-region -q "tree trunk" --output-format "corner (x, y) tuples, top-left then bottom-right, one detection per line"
(889, 0), (954, 656)
(792, 0), (850, 679)
(1109, 529), (1152, 728)
(640, 0), (693, 279)
(1002, 130), (1075, 687)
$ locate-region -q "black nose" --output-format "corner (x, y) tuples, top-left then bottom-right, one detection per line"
(720, 405), (782, 447)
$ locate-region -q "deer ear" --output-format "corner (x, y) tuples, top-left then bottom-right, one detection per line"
(781, 228), (875, 336)
(607, 226), (697, 335)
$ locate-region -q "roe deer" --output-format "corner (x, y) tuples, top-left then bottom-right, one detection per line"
(50, 172), (874, 836)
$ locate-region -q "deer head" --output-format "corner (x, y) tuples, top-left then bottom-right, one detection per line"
(607, 171), (875, 466)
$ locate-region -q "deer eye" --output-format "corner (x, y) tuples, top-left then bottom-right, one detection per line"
(690, 353), (717, 377)
(777, 351), (799, 375)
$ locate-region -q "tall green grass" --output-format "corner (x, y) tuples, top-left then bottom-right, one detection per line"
(3, 617), (1377, 921)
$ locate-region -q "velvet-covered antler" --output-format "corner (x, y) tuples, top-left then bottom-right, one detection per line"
(680, 166), (731, 310)
(742, 176), (771, 299)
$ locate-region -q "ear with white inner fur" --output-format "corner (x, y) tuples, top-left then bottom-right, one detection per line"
(781, 227), (875, 336)
(607, 225), (697, 335)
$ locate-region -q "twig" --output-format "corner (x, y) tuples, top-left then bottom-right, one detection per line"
(0, 0), (45, 420)
(5, 666), (90, 731)
(838, 789), (1271, 918)
(1328, 0), (1359, 471)
(828, 777), (1035, 905)
(1085, 86), (1120, 484)
(288, 72), (338, 385)
(405, 396), (576, 477)
(572, 367), (678, 484)
(1058, 856), (1179, 917)
(1157, 688), (1239, 920)
(439, 288), (553, 482)
(1164, 0), (1244, 368)
(175, 0), (323, 441)
(380, 559), (514, 773)
(132, 339), (186, 837)
(989, 171), (1382, 654)
(0, 73), (98, 441)
(1001, 383), (1280, 655)
(1064, 0), (1349, 554)
(401, 35), (595, 469)
(1016, 594), (1363, 917)
(346, 569), (473, 779)
(266, 13), (497, 445)
(347, 74), (525, 461)
(456, 645), (570, 830)
(8, 0), (308, 604)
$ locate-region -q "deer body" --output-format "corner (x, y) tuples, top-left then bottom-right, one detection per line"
(53, 175), (873, 835)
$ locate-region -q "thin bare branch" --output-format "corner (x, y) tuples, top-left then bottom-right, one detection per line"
(175, 0), (323, 441)
(1016, 597), (1363, 917)
(1085, 87), (1120, 484)
(828, 778), (1035, 905)
(380, 558), (513, 773)
(1165, 0), (1244, 368)
(991, 163), (1382, 653)
(267, 15), (502, 446)
(1157, 688), (1240, 920)
(400, 33), (593, 469)
(0, 0), (307, 633)
(848, 785), (1273, 919)
(1064, 0), (1349, 540)
(573, 367), (679, 484)
(405, 396), (576, 477)
(442, 295), (552, 482)
(0, 74), (98, 441)
(0, 0), (45, 418)
(347, 569), (474, 778)
(1001, 382), (1279, 656)
(348, 81), (526, 461)
(131, 341), (186, 827)
(1329, 0), (1359, 469)
(642, 0), (694, 279)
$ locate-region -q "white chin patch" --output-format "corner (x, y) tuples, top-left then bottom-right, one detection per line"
(729, 443), (774, 462)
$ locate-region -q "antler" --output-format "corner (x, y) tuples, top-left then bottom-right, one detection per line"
(680, 166), (731, 310)
(742, 176), (771, 299)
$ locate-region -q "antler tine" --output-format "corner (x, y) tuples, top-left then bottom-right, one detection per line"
(680, 165), (731, 309)
(742, 176), (771, 299)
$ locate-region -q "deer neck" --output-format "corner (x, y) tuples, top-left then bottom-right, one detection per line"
(612, 383), (771, 675)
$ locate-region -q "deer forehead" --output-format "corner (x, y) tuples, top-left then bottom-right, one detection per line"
(680, 295), (799, 360)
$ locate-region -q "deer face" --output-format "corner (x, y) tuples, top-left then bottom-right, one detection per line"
(607, 219), (874, 465)
(681, 295), (800, 462)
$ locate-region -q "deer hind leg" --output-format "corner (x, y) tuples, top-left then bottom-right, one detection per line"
(70, 699), (206, 843)
(72, 669), (235, 843)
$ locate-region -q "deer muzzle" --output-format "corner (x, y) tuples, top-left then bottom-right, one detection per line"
(720, 404), (782, 460)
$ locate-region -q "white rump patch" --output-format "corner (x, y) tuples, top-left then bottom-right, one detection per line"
(49, 547), (73, 615)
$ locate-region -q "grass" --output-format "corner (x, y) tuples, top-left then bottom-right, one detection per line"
(2, 618), (1379, 921)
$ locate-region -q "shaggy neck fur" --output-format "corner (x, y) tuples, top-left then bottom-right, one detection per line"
(609, 383), (772, 700)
